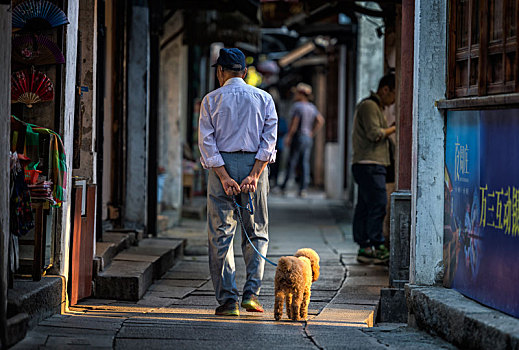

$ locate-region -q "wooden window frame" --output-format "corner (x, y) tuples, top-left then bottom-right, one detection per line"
(448, 0), (519, 99)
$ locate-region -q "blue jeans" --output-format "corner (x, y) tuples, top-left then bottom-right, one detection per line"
(282, 134), (313, 191)
(352, 164), (387, 248)
(207, 152), (269, 305)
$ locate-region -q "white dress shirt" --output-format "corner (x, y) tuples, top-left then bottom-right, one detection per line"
(198, 78), (278, 169)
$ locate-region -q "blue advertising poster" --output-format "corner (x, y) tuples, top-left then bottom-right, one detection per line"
(444, 109), (519, 318)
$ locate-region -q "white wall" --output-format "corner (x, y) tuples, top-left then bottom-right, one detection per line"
(356, 2), (384, 103)
(410, 0), (447, 285)
(58, 0), (80, 285)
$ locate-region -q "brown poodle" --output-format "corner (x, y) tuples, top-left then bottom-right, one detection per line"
(274, 248), (320, 321)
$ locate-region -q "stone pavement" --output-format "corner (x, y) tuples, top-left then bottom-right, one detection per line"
(13, 192), (456, 349)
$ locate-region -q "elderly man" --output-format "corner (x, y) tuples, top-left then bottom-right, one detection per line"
(198, 48), (278, 316)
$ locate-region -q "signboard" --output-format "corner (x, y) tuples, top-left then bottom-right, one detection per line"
(444, 109), (519, 318)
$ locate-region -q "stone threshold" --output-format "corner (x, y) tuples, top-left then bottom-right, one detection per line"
(7, 276), (64, 347)
(406, 285), (519, 350)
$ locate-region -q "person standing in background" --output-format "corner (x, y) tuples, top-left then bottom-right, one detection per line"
(280, 83), (324, 197)
(352, 73), (396, 265)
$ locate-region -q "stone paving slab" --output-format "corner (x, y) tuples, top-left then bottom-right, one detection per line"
(136, 296), (176, 307)
(145, 286), (194, 299)
(345, 275), (389, 286)
(20, 325), (117, 338)
(309, 304), (376, 327)
(347, 264), (389, 277)
(305, 327), (385, 350)
(161, 270), (210, 280)
(153, 278), (207, 288)
(10, 332), (48, 350)
(114, 338), (313, 350)
(362, 324), (458, 349)
(45, 334), (114, 348)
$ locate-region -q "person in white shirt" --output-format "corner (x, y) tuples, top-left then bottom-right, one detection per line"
(198, 48), (278, 316)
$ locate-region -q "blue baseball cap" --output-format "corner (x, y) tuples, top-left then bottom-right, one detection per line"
(212, 48), (246, 71)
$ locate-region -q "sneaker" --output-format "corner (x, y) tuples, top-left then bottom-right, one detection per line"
(356, 247), (377, 264)
(375, 244), (389, 259)
(241, 294), (264, 313)
(215, 300), (240, 316)
(374, 245), (390, 265)
(299, 190), (308, 198)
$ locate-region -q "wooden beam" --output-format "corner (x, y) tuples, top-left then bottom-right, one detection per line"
(467, 0), (473, 96)
(397, 0), (414, 191)
(436, 92), (519, 109)
(515, 0), (519, 91)
(479, 0), (489, 95)
(447, 0), (457, 98)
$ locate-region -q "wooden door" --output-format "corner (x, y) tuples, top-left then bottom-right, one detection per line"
(70, 185), (96, 305)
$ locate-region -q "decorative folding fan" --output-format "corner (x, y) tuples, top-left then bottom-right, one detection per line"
(12, 34), (65, 65)
(12, 0), (69, 31)
(11, 69), (54, 108)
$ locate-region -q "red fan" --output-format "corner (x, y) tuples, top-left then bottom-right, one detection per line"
(11, 69), (54, 108)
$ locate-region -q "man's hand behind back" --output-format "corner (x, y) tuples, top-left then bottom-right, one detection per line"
(214, 165), (241, 196)
(240, 159), (268, 193)
(240, 175), (258, 193)
(221, 177), (241, 196)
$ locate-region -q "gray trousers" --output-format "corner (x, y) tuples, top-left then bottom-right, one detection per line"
(207, 152), (269, 305)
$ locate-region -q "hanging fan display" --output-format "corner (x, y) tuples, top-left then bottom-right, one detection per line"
(11, 69), (54, 108)
(12, 34), (65, 65)
(12, 0), (69, 31)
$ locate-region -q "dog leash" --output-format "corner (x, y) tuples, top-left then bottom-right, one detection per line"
(232, 193), (278, 267)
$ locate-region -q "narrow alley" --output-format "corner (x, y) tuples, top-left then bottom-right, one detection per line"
(2, 0), (519, 349)
(13, 194), (454, 349)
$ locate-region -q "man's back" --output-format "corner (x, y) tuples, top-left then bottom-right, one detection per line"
(198, 77), (277, 169)
(202, 78), (275, 151)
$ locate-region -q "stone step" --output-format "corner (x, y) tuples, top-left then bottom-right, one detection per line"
(7, 276), (64, 332)
(94, 238), (184, 301)
(6, 313), (29, 348)
(105, 228), (144, 241)
(94, 230), (140, 274)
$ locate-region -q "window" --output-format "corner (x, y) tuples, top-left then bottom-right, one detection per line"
(448, 0), (518, 98)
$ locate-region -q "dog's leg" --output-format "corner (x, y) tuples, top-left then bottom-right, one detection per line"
(300, 287), (311, 320)
(291, 291), (303, 321)
(274, 290), (284, 321)
(285, 293), (293, 320)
